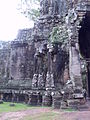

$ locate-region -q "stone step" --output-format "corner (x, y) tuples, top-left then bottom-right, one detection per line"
(78, 105), (89, 110)
(78, 99), (90, 111)
(78, 108), (90, 111)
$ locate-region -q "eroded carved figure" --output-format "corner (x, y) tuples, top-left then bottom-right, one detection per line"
(46, 72), (54, 88)
(38, 74), (45, 88)
(43, 0), (49, 15)
(53, 0), (59, 15)
(32, 74), (38, 88)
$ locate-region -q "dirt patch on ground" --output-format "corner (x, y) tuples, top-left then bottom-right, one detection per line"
(58, 111), (90, 120)
(0, 108), (50, 120)
(0, 108), (90, 120)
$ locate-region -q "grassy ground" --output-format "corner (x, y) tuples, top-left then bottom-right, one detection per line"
(0, 102), (90, 120)
(0, 102), (40, 113)
(0, 102), (76, 120)
(0, 102), (60, 120)
(0, 102), (59, 120)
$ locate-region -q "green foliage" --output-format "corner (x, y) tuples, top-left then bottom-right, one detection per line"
(0, 102), (40, 113)
(26, 8), (40, 21)
(64, 108), (77, 112)
(18, 0), (40, 21)
(49, 25), (69, 45)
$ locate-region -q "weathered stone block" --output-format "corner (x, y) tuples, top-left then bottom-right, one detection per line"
(67, 99), (80, 107)
(0, 100), (3, 104)
(42, 95), (52, 106)
(60, 101), (67, 109)
(9, 103), (15, 107)
(73, 93), (83, 99)
(52, 96), (62, 109)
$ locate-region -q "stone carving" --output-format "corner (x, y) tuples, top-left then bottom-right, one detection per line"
(52, 91), (62, 109)
(41, 0), (49, 15)
(46, 72), (54, 88)
(46, 72), (51, 88)
(69, 8), (77, 23)
(69, 41), (82, 87)
(38, 74), (45, 88)
(40, 0), (68, 16)
(32, 74), (38, 88)
(35, 53), (44, 74)
(76, 1), (87, 11)
(53, 0), (59, 15)
(0, 0), (87, 109)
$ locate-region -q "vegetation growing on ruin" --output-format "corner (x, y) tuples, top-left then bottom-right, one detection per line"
(18, 0), (40, 21)
(49, 26), (69, 45)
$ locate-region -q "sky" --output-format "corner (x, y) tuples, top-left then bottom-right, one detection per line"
(0, 0), (34, 41)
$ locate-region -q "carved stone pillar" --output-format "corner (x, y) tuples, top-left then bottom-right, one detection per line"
(42, 94), (52, 106)
(38, 74), (45, 88)
(28, 94), (32, 105)
(32, 74), (38, 88)
(63, 66), (70, 83)
(52, 95), (62, 109)
(66, 7), (83, 89)
(46, 72), (54, 88)
(52, 91), (63, 109)
(37, 93), (42, 105)
(16, 95), (19, 103)
(0, 93), (3, 100)
(69, 42), (82, 88)
(12, 93), (15, 102)
(46, 44), (54, 88)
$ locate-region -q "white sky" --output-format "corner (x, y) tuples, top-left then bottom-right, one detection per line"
(0, 0), (34, 41)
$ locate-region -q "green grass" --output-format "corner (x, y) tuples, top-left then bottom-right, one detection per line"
(63, 108), (77, 112)
(0, 102), (40, 113)
(0, 102), (59, 120)
(0, 102), (75, 120)
(22, 112), (59, 120)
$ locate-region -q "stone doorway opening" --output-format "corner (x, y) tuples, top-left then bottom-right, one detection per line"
(79, 12), (90, 96)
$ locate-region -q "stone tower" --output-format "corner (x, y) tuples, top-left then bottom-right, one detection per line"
(0, 0), (90, 108)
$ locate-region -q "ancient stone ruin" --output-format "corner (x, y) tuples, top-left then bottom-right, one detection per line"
(0, 0), (90, 109)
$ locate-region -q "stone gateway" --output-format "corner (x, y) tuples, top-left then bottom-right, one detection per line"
(0, 0), (90, 109)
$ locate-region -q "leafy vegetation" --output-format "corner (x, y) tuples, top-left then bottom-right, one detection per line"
(18, 0), (40, 21)
(49, 25), (69, 45)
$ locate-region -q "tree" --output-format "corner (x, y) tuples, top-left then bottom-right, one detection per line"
(18, 0), (40, 21)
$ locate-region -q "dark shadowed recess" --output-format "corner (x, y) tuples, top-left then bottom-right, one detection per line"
(79, 12), (90, 96)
